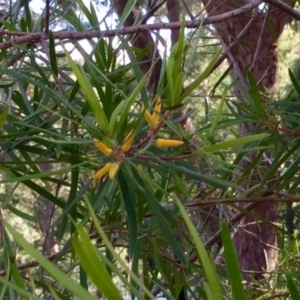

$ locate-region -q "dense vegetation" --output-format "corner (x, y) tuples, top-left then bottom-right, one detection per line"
(1, 0), (300, 299)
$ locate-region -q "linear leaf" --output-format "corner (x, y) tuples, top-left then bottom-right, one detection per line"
(62, 44), (109, 133)
(3, 221), (98, 300)
(73, 225), (123, 300)
(206, 88), (227, 139)
(84, 197), (153, 299)
(117, 169), (137, 258)
(174, 195), (223, 300)
(248, 71), (263, 118)
(286, 274), (300, 300)
(221, 221), (246, 300)
(181, 49), (222, 100)
(203, 134), (270, 152)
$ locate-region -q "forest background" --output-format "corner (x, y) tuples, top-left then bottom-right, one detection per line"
(1, 0), (300, 299)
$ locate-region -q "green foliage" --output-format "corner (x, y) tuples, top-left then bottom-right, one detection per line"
(0, 1), (300, 300)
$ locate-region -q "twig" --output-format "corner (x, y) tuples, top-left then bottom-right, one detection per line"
(185, 196), (300, 206)
(266, 0), (300, 20)
(45, 0), (50, 34)
(181, 0), (195, 20)
(261, 291), (290, 300)
(0, 0), (264, 50)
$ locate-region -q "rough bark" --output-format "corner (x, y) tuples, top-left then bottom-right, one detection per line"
(202, 0), (296, 279)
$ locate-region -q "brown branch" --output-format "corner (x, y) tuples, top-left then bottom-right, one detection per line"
(261, 292), (290, 300)
(45, 0), (50, 34)
(266, 0), (300, 20)
(0, 0), (264, 50)
(185, 196), (300, 207)
(181, 0), (195, 20)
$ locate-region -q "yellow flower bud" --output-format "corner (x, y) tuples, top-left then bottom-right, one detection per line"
(94, 139), (112, 156)
(92, 163), (112, 179)
(152, 97), (161, 125)
(155, 139), (184, 148)
(121, 132), (135, 152)
(154, 97), (161, 111)
(143, 106), (157, 128)
(109, 163), (119, 179)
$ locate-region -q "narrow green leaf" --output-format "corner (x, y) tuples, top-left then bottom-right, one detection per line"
(76, 0), (96, 27)
(89, 2), (99, 28)
(73, 225), (123, 300)
(172, 18), (186, 83)
(166, 54), (175, 103)
(0, 20), (18, 31)
(174, 195), (223, 300)
(109, 99), (126, 134)
(277, 155), (300, 185)
(173, 71), (185, 105)
(117, 0), (137, 28)
(221, 221), (246, 300)
(0, 81), (16, 88)
(49, 31), (58, 76)
(0, 276), (42, 300)
(130, 170), (187, 265)
(62, 44), (109, 133)
(3, 232), (29, 299)
(0, 162), (87, 184)
(181, 49), (222, 100)
(59, 161), (79, 239)
(3, 221), (98, 300)
(206, 88), (227, 138)
(289, 69), (300, 97)
(116, 74), (148, 132)
(286, 274), (300, 300)
(79, 264), (88, 290)
(6, 204), (37, 223)
(117, 169), (137, 258)
(0, 106), (9, 130)
(84, 197), (154, 299)
(248, 72), (263, 118)
(171, 163), (243, 191)
(203, 134), (270, 152)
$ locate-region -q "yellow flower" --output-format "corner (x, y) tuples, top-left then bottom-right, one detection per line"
(143, 107), (157, 128)
(92, 162), (120, 180)
(94, 139), (112, 156)
(142, 97), (162, 129)
(152, 97), (161, 125)
(121, 131), (135, 152)
(92, 163), (112, 179)
(155, 139), (184, 148)
(109, 163), (119, 179)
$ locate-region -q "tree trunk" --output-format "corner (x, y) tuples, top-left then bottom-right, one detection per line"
(202, 0), (296, 279)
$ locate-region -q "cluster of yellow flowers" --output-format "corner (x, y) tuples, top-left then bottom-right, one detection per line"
(92, 97), (183, 180)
